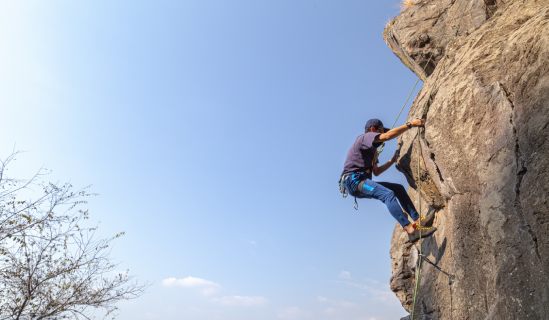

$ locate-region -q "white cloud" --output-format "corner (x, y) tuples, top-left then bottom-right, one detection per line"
(214, 295), (267, 307)
(162, 276), (220, 296)
(162, 276), (267, 308)
(277, 307), (311, 320)
(337, 276), (397, 304)
(317, 296), (356, 309)
(161, 276), (218, 288)
(338, 270), (352, 280)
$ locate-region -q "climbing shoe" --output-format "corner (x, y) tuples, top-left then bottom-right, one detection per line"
(407, 226), (437, 243)
(419, 206), (436, 227)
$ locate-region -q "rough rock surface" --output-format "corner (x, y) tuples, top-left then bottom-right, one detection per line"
(385, 0), (549, 319)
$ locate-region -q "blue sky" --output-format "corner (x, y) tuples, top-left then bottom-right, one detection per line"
(0, 1), (422, 319)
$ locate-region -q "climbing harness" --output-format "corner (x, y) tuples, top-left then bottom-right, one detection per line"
(338, 174), (349, 197)
(339, 171), (369, 210)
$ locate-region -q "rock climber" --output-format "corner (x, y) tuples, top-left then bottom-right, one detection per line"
(339, 118), (436, 242)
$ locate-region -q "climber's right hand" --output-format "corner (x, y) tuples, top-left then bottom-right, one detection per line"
(410, 118), (425, 127)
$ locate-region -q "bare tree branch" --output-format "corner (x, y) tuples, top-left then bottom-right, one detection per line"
(0, 153), (145, 319)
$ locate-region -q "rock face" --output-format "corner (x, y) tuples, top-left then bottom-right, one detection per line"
(384, 0), (549, 319)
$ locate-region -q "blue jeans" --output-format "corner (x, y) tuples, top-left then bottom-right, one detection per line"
(343, 172), (419, 227)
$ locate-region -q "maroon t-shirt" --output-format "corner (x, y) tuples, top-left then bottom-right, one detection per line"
(342, 132), (381, 176)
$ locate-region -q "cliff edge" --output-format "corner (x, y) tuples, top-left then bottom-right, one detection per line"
(384, 0), (549, 319)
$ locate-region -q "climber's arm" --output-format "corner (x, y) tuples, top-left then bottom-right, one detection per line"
(376, 118), (425, 143)
(372, 150), (399, 176)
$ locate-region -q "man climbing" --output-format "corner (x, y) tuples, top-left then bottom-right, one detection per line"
(339, 118), (436, 242)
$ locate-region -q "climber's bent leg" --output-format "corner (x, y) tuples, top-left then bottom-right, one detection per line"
(355, 179), (411, 228)
(377, 181), (420, 221)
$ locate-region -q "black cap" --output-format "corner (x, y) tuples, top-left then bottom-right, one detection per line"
(365, 118), (390, 132)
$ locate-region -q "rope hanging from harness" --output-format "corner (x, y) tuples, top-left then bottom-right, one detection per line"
(409, 129), (455, 319)
(410, 127), (423, 320)
(409, 128), (456, 319)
